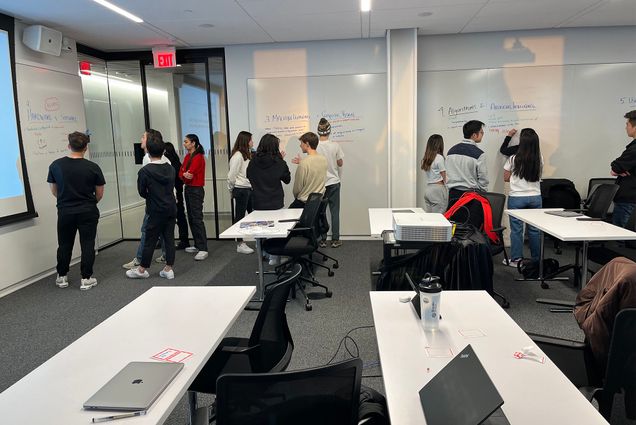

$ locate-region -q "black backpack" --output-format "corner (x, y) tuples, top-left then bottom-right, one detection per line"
(517, 258), (560, 279)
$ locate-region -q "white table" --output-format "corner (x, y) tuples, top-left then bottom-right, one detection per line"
(368, 207), (425, 238)
(506, 208), (636, 287)
(220, 209), (302, 301)
(371, 290), (609, 425)
(0, 286), (255, 425)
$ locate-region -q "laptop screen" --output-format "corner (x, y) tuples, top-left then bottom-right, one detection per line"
(418, 345), (505, 425)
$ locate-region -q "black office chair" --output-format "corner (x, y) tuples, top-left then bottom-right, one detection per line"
(588, 209), (636, 273)
(483, 192), (510, 265)
(583, 178), (616, 212)
(187, 265), (301, 421)
(541, 179), (581, 254)
(530, 309), (636, 422)
(215, 359), (363, 425)
(579, 183), (619, 220)
(264, 193), (333, 311)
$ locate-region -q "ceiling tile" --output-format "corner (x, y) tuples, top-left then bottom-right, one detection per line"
(562, 0), (636, 27)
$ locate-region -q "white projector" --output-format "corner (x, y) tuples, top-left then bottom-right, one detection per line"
(392, 212), (452, 242)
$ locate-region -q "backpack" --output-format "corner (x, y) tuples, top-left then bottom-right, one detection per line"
(517, 258), (560, 279)
(541, 179), (581, 209)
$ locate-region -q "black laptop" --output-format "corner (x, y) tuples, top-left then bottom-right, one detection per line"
(419, 344), (510, 425)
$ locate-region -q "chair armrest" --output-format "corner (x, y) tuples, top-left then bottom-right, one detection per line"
(221, 344), (260, 354)
(287, 227), (311, 234)
(278, 218), (300, 223)
(528, 333), (591, 387)
(492, 226), (506, 233)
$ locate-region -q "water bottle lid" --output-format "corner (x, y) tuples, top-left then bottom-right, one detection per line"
(419, 281), (442, 293)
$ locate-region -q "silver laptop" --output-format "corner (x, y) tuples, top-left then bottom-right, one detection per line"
(83, 361), (184, 411)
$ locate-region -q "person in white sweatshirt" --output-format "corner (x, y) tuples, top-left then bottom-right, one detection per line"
(228, 131), (254, 254)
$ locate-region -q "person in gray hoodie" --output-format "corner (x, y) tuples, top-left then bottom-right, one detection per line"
(126, 133), (177, 280)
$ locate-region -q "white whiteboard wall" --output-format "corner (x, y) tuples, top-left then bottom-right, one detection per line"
(0, 63), (86, 293)
(247, 74), (388, 236)
(417, 63), (636, 203)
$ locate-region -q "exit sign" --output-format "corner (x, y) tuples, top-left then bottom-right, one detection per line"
(152, 46), (177, 68)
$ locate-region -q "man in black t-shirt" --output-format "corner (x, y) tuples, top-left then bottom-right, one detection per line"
(47, 132), (105, 290)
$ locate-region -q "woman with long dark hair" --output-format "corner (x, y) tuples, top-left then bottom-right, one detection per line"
(246, 133), (291, 210)
(503, 128), (543, 267)
(163, 142), (189, 250)
(179, 134), (208, 261)
(420, 134), (447, 213)
(228, 131), (254, 254)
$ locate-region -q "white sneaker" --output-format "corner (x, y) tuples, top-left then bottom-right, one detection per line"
(185, 247), (198, 253)
(155, 254), (166, 263)
(126, 267), (150, 279)
(268, 255), (280, 266)
(80, 277), (97, 290)
(194, 251), (208, 261)
(122, 257), (141, 269)
(503, 258), (521, 268)
(159, 269), (175, 280)
(55, 275), (68, 288)
(237, 243), (254, 254)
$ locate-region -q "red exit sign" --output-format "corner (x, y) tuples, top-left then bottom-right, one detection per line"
(152, 46), (177, 68)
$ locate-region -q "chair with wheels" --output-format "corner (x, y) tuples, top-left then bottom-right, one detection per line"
(187, 265), (301, 423)
(583, 177), (616, 212)
(214, 359), (363, 425)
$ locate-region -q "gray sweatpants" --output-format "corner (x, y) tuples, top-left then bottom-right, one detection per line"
(424, 183), (449, 214)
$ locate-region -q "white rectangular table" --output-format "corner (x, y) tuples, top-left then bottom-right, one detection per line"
(220, 209), (302, 301)
(0, 286), (255, 425)
(371, 290), (609, 425)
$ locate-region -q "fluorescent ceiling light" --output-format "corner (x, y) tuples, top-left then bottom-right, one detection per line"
(93, 0), (144, 23)
(360, 0), (371, 12)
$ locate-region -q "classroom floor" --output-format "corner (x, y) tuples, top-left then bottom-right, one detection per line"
(1, 240), (633, 424)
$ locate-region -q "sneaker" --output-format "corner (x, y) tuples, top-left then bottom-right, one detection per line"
(331, 240), (342, 248)
(55, 275), (68, 288)
(268, 255), (281, 266)
(159, 269), (175, 280)
(237, 243), (254, 254)
(185, 246), (198, 254)
(194, 251), (208, 261)
(126, 267), (150, 279)
(319, 240), (327, 248)
(122, 257), (140, 269)
(502, 258), (521, 268)
(80, 277), (98, 290)
(155, 254), (166, 263)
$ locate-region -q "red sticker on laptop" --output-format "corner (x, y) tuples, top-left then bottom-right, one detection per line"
(152, 348), (193, 363)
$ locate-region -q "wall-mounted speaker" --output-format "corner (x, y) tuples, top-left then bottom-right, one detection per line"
(22, 25), (62, 56)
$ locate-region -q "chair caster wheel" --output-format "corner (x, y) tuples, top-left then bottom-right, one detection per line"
(325, 291), (333, 298)
(540, 282), (550, 289)
(328, 271), (334, 277)
(323, 256), (328, 261)
(333, 264), (339, 269)
(305, 304), (312, 311)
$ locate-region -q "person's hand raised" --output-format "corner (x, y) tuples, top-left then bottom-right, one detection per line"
(507, 129), (517, 137)
(291, 153), (301, 165)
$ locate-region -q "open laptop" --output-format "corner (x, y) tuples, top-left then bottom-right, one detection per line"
(84, 362), (184, 411)
(419, 345), (510, 425)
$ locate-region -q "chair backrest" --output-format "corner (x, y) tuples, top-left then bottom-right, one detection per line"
(541, 178), (581, 209)
(247, 264), (301, 373)
(483, 192), (505, 229)
(603, 308), (636, 419)
(216, 358), (363, 425)
(587, 177), (616, 200)
(295, 192), (323, 245)
(585, 183), (619, 218)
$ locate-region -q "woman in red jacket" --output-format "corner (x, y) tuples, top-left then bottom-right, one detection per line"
(179, 134), (208, 260)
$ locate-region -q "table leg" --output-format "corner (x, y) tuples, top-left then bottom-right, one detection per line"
(255, 238), (265, 301)
(580, 241), (589, 289)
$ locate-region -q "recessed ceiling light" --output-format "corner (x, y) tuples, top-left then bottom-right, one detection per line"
(198, 23), (215, 28)
(93, 0), (143, 23)
(418, 12), (433, 17)
(360, 0), (371, 13)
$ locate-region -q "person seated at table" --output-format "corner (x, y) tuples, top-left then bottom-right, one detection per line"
(503, 128), (543, 268)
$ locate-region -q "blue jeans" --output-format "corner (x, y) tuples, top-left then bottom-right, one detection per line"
(135, 213), (150, 261)
(508, 195), (542, 261)
(612, 202), (635, 228)
(322, 183), (341, 240)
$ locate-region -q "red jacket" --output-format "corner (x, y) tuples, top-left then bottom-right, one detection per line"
(179, 153), (205, 187)
(444, 192), (499, 243)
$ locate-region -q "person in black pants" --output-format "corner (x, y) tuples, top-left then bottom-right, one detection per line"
(228, 131), (255, 254)
(47, 132), (105, 290)
(164, 142), (189, 249)
(611, 110), (636, 228)
(126, 133), (177, 279)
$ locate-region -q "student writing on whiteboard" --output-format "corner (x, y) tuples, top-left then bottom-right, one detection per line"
(290, 132), (327, 209)
(122, 130), (171, 270)
(126, 133), (177, 280)
(503, 128), (543, 268)
(499, 128), (519, 157)
(47, 132), (105, 290)
(179, 134), (208, 261)
(420, 134), (448, 214)
(610, 110), (636, 228)
(228, 131), (255, 255)
(315, 118), (345, 248)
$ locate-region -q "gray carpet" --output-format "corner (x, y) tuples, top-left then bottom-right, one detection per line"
(0, 240), (632, 424)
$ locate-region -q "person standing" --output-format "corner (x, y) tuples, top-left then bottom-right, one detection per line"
(163, 142), (189, 250)
(610, 110), (636, 228)
(420, 134), (448, 214)
(126, 133), (177, 279)
(179, 134), (208, 261)
(503, 128), (543, 267)
(246, 133), (291, 210)
(499, 128), (519, 157)
(228, 131), (254, 254)
(290, 132), (327, 209)
(315, 118), (344, 248)
(47, 131), (105, 290)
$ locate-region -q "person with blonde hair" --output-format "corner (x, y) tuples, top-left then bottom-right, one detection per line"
(420, 134), (447, 213)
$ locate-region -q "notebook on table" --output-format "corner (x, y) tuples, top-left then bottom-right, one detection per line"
(83, 361), (184, 411)
(418, 344), (510, 425)
(544, 210), (583, 218)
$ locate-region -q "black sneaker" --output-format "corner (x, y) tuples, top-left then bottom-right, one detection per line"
(175, 242), (189, 250)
